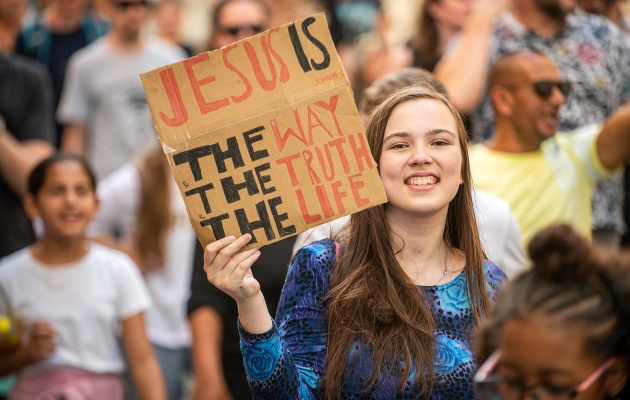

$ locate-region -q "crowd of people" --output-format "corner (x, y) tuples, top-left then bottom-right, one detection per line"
(1, 0), (630, 399)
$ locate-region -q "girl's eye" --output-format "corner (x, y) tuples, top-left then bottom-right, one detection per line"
(432, 140), (449, 146)
(390, 143), (408, 149)
(48, 187), (64, 196)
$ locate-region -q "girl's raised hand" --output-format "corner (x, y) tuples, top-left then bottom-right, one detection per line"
(204, 234), (262, 303)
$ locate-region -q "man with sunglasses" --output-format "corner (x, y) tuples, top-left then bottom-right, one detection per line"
(205, 0), (270, 51)
(58, 0), (186, 182)
(469, 51), (630, 251)
(436, 0), (630, 251)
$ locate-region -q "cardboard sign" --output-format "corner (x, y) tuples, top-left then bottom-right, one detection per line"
(141, 13), (387, 249)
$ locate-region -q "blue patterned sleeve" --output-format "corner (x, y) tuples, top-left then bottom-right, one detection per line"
(483, 260), (509, 302)
(239, 239), (335, 399)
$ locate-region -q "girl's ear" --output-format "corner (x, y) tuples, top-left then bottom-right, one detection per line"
(22, 193), (40, 219)
(605, 359), (628, 399)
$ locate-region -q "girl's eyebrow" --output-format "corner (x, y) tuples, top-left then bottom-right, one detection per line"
(383, 132), (410, 143)
(428, 128), (456, 137)
(383, 129), (456, 143)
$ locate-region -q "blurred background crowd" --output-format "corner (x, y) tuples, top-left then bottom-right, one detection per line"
(2, 0), (630, 399)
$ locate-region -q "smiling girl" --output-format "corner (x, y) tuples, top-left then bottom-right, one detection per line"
(0, 153), (165, 400)
(203, 85), (508, 399)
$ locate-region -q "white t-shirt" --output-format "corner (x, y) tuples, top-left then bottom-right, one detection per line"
(0, 243), (151, 375)
(293, 188), (526, 279)
(89, 163), (196, 349)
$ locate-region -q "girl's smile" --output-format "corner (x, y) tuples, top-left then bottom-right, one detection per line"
(25, 160), (99, 243)
(380, 98), (463, 218)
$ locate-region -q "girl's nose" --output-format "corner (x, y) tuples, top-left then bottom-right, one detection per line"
(409, 145), (432, 165)
(63, 191), (78, 204)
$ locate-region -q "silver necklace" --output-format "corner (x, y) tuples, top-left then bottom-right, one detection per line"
(406, 246), (451, 286)
(433, 267), (449, 286)
(432, 248), (449, 286)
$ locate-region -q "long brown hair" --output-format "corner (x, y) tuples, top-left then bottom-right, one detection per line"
(133, 145), (172, 271)
(323, 86), (491, 398)
(412, 0), (440, 71)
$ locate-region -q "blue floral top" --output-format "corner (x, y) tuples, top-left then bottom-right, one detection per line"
(239, 239), (508, 399)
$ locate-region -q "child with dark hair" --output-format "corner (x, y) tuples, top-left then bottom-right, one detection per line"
(0, 153), (165, 399)
(475, 223), (630, 400)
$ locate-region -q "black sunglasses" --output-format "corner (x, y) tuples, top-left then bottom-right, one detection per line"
(531, 80), (572, 97)
(506, 80), (572, 98)
(114, 0), (147, 9)
(220, 25), (264, 36)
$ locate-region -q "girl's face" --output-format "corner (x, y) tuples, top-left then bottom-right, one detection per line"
(495, 315), (621, 400)
(25, 160), (99, 242)
(379, 98), (463, 220)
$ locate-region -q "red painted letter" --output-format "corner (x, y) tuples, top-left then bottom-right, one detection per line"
(264, 28), (290, 83)
(331, 181), (347, 214)
(276, 153), (301, 186)
(314, 95), (342, 136)
(349, 132), (374, 172)
(159, 67), (188, 127)
(315, 185), (335, 218)
(271, 112), (308, 152)
(223, 44), (253, 103)
(348, 173), (369, 207)
(244, 41), (276, 91)
(296, 188), (322, 224)
(184, 53), (229, 114)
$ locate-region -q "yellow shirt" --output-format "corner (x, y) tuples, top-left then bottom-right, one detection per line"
(470, 124), (611, 249)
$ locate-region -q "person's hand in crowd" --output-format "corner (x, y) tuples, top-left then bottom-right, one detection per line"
(24, 321), (57, 363)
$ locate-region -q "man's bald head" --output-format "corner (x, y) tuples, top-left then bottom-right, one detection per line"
(488, 51), (567, 151)
(489, 51), (554, 89)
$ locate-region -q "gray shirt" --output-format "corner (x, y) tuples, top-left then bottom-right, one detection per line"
(58, 38), (186, 180)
